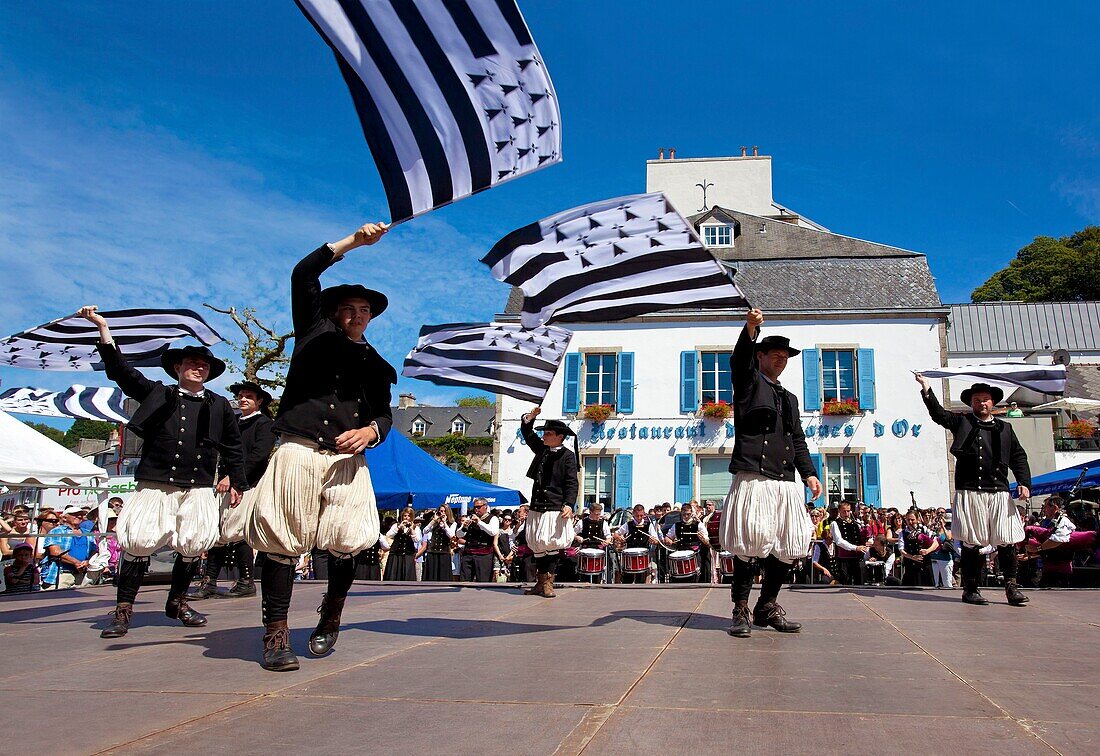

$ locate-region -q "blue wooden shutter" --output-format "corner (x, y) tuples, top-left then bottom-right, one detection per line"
(617, 352), (635, 414)
(562, 353), (581, 414)
(857, 348), (876, 410)
(674, 454), (694, 503)
(802, 348), (821, 411)
(680, 351), (699, 413)
(807, 453), (824, 505)
(861, 453), (881, 507)
(614, 454), (633, 509)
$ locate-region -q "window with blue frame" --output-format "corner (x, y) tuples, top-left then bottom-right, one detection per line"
(824, 454), (860, 505)
(584, 353), (617, 408)
(702, 224), (732, 246)
(699, 351), (733, 405)
(583, 456), (615, 507)
(698, 456), (733, 502)
(821, 349), (857, 402)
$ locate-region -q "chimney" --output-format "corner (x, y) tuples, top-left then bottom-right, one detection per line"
(398, 393), (416, 409)
(740, 146), (747, 157)
(669, 147), (676, 159)
(751, 146), (759, 156)
(657, 147), (665, 160)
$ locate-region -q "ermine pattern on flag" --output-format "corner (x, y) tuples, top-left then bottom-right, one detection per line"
(481, 192), (750, 328)
(0, 309), (222, 371)
(0, 386), (131, 423)
(402, 322), (572, 403)
(296, 0), (562, 223)
(919, 363), (1067, 395)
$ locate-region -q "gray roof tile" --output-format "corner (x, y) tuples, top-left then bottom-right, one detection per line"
(392, 405), (495, 439)
(947, 302), (1100, 353)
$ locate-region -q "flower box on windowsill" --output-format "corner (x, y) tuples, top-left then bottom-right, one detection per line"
(822, 399), (861, 416)
(1066, 420), (1097, 439)
(582, 404), (614, 422)
(698, 401), (732, 421)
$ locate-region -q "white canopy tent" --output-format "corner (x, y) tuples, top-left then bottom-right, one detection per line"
(0, 409), (107, 488)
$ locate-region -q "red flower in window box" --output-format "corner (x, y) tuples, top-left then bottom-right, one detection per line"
(582, 404), (614, 422)
(699, 401), (732, 420)
(822, 398), (861, 416)
(1066, 419), (1097, 439)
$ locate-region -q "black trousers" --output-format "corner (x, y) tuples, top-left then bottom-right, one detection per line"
(835, 558), (864, 586)
(730, 555), (788, 607)
(461, 552), (493, 582)
(260, 552), (356, 626)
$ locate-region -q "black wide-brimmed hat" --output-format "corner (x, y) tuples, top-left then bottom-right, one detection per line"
(535, 419), (576, 437)
(161, 345), (226, 380)
(960, 382), (1004, 406)
(755, 335), (800, 357)
(320, 284), (388, 318)
(228, 380), (274, 407)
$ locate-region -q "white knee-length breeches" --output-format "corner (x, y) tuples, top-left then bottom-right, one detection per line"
(721, 473), (813, 563)
(526, 509), (576, 558)
(217, 486), (258, 545)
(245, 437), (380, 559)
(952, 490), (1024, 548)
(116, 482), (219, 558)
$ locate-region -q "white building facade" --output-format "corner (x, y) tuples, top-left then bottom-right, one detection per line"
(494, 152), (952, 511)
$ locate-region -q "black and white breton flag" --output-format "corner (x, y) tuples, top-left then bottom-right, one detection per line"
(919, 363), (1067, 395)
(402, 322), (572, 403)
(0, 386), (131, 424)
(296, 0), (562, 223)
(481, 192), (750, 328)
(0, 309), (222, 371)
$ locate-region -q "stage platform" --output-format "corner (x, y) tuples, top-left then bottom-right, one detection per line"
(2, 582), (1097, 755)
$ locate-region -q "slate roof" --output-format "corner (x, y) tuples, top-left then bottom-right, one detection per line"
(501, 206), (943, 315)
(1066, 363), (1100, 402)
(947, 302), (1100, 353)
(392, 405), (495, 439)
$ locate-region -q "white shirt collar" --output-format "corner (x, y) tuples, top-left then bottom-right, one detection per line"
(177, 385), (205, 398)
(239, 410), (261, 421)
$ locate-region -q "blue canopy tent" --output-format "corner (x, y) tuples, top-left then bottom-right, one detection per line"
(1011, 458), (1100, 497)
(363, 430), (522, 510)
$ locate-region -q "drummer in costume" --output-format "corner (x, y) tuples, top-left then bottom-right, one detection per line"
(615, 504), (659, 584)
(663, 502), (712, 583)
(509, 505), (536, 582)
(573, 502), (611, 584)
(189, 381), (275, 601)
(246, 221), (394, 671)
(518, 408), (578, 599)
(78, 306), (247, 639)
(382, 507), (420, 581)
(723, 309), (821, 638)
(459, 498), (500, 582)
(916, 375), (1031, 606)
(420, 504), (456, 582)
(830, 500), (869, 585)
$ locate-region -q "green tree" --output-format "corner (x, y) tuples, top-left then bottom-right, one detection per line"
(456, 395), (493, 407)
(972, 226), (1100, 302)
(63, 419), (114, 449)
(26, 421), (66, 446)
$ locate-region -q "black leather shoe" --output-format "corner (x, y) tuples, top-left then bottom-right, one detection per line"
(101, 603), (133, 638)
(1005, 580), (1029, 606)
(727, 603), (752, 638)
(308, 593), (346, 657)
(753, 602), (801, 633)
(216, 579), (256, 599)
(262, 622), (300, 672)
(186, 577), (218, 601)
(961, 581), (989, 605)
(165, 597), (208, 627)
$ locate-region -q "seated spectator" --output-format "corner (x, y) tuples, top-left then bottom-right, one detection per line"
(3, 543), (40, 593)
(811, 528), (838, 584)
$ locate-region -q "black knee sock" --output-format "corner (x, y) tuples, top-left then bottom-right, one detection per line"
(536, 554), (559, 575)
(730, 557), (754, 605)
(234, 541), (255, 582)
(260, 553), (295, 625)
(959, 545), (981, 584)
(326, 555), (356, 601)
(758, 555), (789, 607)
(997, 545), (1018, 581)
(170, 555), (198, 598)
(116, 556), (148, 605)
(203, 545), (227, 581)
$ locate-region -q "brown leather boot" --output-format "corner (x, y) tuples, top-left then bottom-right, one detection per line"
(542, 571), (556, 599)
(524, 572), (545, 596)
(262, 620), (300, 672)
(308, 593), (346, 656)
(101, 602), (133, 638)
(165, 595), (208, 627)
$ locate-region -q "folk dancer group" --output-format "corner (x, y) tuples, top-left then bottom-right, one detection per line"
(81, 223), (1041, 670)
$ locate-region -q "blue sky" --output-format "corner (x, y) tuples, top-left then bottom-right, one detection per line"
(2, 1), (1098, 428)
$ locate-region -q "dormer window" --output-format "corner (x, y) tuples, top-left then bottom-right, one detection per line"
(451, 419), (466, 436)
(412, 419), (426, 437)
(702, 224), (732, 247)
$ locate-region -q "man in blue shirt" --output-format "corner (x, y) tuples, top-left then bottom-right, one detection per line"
(41, 506), (97, 590)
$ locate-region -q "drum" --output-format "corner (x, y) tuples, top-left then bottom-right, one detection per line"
(669, 549), (699, 578)
(578, 548), (606, 576)
(622, 547), (650, 574)
(865, 561), (886, 584)
(718, 550), (737, 577)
